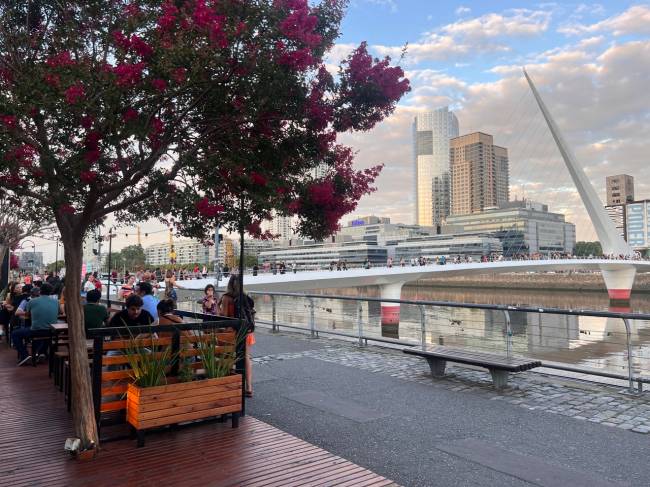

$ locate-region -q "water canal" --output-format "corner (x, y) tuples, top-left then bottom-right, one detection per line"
(177, 284), (650, 378)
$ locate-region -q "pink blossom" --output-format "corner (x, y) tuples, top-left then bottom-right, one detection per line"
(122, 108), (139, 123)
(65, 83), (85, 104)
(280, 7), (322, 48)
(158, 2), (179, 31)
(249, 172), (267, 186)
(44, 73), (61, 87)
(130, 35), (154, 58)
(112, 31), (131, 50)
(80, 170), (98, 183)
(278, 48), (316, 71)
(1, 115), (16, 129)
(171, 67), (187, 83)
(192, 0), (215, 28)
(151, 78), (168, 92)
(46, 51), (75, 68)
(113, 62), (145, 87)
(81, 115), (94, 129)
(85, 131), (102, 151)
(84, 150), (100, 164)
(195, 197), (224, 217)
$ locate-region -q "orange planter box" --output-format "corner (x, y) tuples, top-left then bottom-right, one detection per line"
(127, 374), (242, 436)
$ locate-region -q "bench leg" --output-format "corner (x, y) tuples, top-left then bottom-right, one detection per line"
(489, 369), (509, 389)
(136, 430), (145, 448)
(232, 412), (240, 428)
(427, 358), (446, 377)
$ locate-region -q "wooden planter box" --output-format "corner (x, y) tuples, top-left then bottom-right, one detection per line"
(127, 374), (242, 447)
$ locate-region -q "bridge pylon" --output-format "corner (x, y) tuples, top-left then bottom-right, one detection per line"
(380, 282), (403, 326)
(524, 69), (636, 301)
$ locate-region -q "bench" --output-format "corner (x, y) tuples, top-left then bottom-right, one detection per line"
(403, 346), (542, 389)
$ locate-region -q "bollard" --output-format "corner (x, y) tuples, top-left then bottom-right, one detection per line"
(503, 310), (512, 358)
(309, 298), (316, 338)
(357, 301), (364, 346)
(419, 305), (426, 349)
(271, 295), (277, 333)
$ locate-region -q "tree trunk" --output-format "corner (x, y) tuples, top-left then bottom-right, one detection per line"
(61, 232), (99, 451)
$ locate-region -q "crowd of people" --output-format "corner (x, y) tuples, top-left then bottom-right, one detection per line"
(0, 271), (256, 395)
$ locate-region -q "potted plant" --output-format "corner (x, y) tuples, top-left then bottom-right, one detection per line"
(124, 332), (242, 447)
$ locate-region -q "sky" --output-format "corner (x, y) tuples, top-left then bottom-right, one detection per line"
(26, 2), (650, 263)
(337, 1), (650, 238)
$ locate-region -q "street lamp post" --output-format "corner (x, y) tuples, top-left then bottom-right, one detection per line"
(106, 228), (115, 303)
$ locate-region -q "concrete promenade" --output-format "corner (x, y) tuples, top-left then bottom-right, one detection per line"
(248, 328), (650, 486)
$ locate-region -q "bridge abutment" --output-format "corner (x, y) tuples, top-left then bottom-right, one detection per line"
(601, 266), (636, 302)
(380, 283), (403, 326)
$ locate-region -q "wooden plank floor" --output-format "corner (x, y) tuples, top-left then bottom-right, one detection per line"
(0, 342), (397, 486)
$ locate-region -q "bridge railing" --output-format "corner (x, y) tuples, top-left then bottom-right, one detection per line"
(245, 291), (650, 394)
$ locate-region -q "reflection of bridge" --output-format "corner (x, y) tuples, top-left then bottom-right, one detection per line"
(179, 259), (650, 324)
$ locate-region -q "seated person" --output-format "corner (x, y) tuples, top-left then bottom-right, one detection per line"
(84, 289), (109, 332)
(12, 282), (59, 366)
(137, 281), (159, 322)
(108, 294), (155, 328)
(15, 285), (40, 328)
(157, 299), (183, 325)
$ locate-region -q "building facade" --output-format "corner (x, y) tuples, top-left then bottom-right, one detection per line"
(15, 251), (44, 272)
(413, 107), (459, 227)
(394, 234), (502, 261)
(445, 200), (576, 255)
(626, 200), (650, 252)
(259, 241), (388, 269)
(145, 240), (212, 267)
(450, 132), (509, 215)
(606, 174), (634, 205)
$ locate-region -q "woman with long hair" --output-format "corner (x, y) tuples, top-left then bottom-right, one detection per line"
(164, 269), (184, 304)
(218, 275), (255, 397)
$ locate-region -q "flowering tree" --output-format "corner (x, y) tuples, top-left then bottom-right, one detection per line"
(0, 0), (408, 452)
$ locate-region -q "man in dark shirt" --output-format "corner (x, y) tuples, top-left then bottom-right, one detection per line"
(108, 294), (154, 327)
(84, 289), (109, 331)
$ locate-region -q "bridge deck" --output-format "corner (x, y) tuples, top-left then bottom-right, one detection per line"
(0, 343), (397, 487)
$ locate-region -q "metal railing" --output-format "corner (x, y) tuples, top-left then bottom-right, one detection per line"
(246, 291), (650, 394)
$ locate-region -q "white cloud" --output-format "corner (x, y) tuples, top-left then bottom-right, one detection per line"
(559, 5), (650, 36)
(455, 6), (471, 16)
(349, 37), (650, 240)
(374, 8), (551, 64)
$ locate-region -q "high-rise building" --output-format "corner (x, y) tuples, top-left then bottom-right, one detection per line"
(626, 200), (650, 253)
(606, 174), (634, 205)
(605, 205), (627, 241)
(450, 132), (509, 215)
(413, 107), (459, 227)
(262, 212), (296, 244)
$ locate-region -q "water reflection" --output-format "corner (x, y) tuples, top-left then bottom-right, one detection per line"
(177, 286), (650, 375)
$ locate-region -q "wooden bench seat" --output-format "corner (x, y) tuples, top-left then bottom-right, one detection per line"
(403, 346), (542, 389)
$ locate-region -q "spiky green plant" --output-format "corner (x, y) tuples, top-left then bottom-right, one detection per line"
(178, 357), (195, 383)
(195, 327), (247, 379)
(124, 334), (173, 388)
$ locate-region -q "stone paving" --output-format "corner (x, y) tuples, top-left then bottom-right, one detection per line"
(253, 335), (650, 435)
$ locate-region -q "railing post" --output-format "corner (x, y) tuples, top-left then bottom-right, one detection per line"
(503, 310), (512, 358)
(419, 305), (426, 349)
(309, 298), (316, 338)
(357, 301), (364, 346)
(271, 295), (277, 333)
(622, 318), (635, 393)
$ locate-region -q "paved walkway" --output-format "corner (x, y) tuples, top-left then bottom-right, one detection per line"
(248, 329), (650, 486)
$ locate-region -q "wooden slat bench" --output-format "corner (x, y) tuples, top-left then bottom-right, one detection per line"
(403, 346), (542, 389)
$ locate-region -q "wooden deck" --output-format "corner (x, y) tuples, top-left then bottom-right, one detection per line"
(0, 342), (397, 487)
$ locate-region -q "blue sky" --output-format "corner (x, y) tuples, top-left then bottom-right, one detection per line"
(333, 2), (650, 239)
